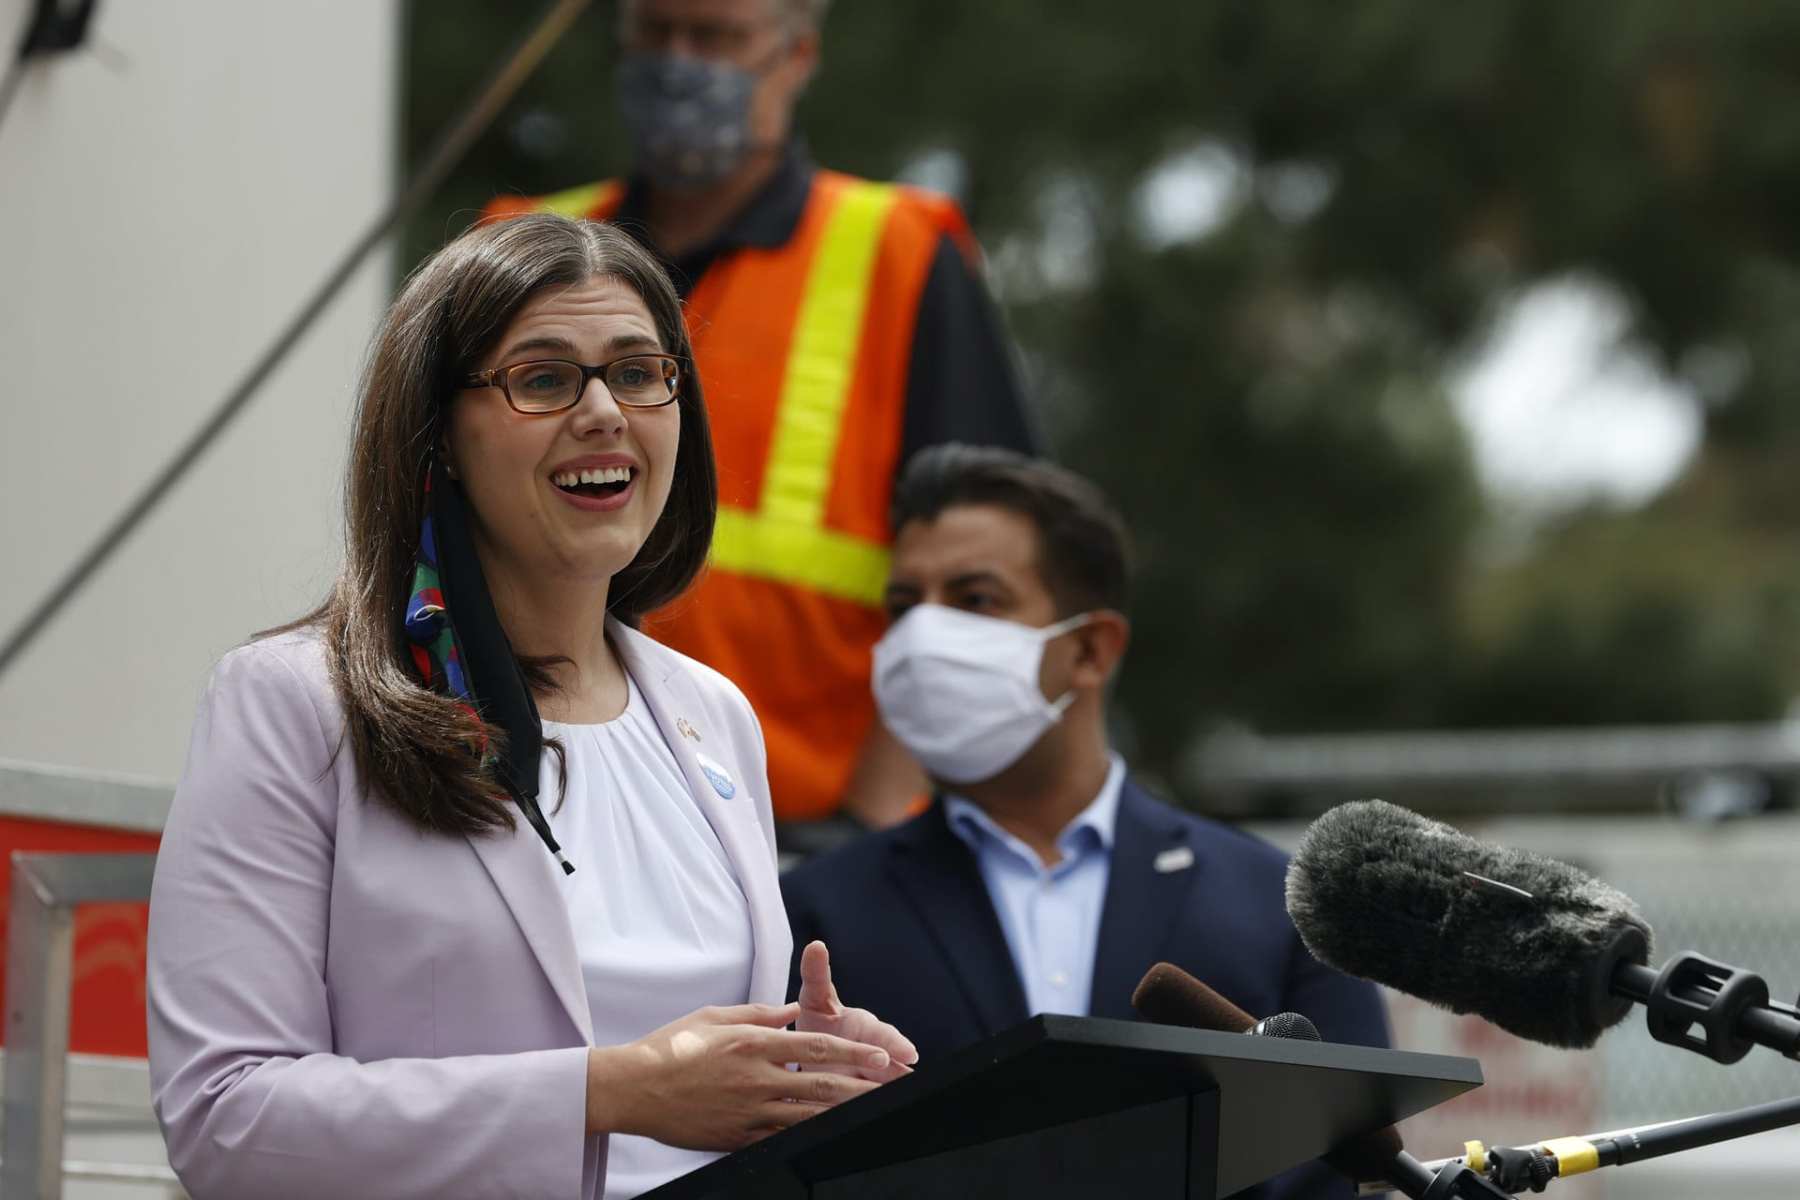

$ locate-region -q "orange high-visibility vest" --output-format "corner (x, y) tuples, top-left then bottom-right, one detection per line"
(484, 171), (968, 820)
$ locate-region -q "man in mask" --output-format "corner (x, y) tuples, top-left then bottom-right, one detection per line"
(781, 445), (1390, 1200)
(484, 0), (1036, 838)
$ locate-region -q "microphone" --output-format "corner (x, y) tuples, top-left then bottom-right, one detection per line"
(1131, 961), (1262, 1034)
(1250, 1012), (1322, 1041)
(1131, 963), (1404, 1187)
(1285, 799), (1649, 1049)
(1285, 799), (1800, 1062)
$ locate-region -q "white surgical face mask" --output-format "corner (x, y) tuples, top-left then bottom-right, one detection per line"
(872, 604), (1092, 786)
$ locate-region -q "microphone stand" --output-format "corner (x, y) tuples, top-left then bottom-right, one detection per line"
(1578, 925), (1800, 1065)
(1381, 1150), (1514, 1199)
(1370, 1093), (1800, 1196)
(1606, 937), (1800, 1065)
(1368, 931), (1799, 1198)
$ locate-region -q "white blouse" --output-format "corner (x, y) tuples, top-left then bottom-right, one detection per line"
(541, 674), (755, 1200)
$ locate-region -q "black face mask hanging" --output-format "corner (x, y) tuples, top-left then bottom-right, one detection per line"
(407, 466), (575, 875)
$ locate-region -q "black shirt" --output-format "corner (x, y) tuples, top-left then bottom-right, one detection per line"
(609, 143), (1040, 466)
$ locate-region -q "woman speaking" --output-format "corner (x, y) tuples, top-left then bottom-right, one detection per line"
(146, 214), (914, 1199)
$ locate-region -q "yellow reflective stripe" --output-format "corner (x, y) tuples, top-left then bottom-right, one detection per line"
(705, 178), (899, 608)
(534, 180), (619, 219)
(759, 179), (899, 527)
(709, 506), (890, 607)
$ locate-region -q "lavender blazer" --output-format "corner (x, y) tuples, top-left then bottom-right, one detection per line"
(147, 620), (792, 1199)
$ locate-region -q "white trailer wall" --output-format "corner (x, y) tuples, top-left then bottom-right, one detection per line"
(0, 0), (398, 782)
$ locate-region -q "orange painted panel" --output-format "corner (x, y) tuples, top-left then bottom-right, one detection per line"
(0, 815), (160, 1058)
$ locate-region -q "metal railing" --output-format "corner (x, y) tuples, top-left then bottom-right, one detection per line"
(0, 757), (171, 833)
(1190, 719), (1800, 815)
(2, 851), (175, 1199)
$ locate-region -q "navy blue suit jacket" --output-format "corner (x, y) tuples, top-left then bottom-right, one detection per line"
(781, 777), (1391, 1199)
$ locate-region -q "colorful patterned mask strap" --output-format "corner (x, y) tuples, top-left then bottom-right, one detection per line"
(403, 468), (476, 715)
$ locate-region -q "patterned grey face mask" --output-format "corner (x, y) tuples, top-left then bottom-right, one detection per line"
(616, 53), (759, 190)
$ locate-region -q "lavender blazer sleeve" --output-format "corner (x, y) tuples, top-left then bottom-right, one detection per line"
(147, 624), (792, 1200)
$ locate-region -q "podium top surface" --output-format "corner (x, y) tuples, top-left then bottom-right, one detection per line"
(641, 1015), (1482, 1199)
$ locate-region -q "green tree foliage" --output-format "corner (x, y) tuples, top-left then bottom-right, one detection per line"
(404, 1), (1800, 795)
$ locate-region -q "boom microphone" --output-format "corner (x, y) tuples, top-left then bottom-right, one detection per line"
(1287, 800), (1800, 1065)
(1285, 800), (1653, 1049)
(1131, 962), (1405, 1186)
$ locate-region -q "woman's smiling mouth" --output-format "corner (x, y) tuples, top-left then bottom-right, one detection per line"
(550, 463), (638, 511)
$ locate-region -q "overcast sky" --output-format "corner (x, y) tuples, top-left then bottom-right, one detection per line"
(1451, 276), (1701, 512)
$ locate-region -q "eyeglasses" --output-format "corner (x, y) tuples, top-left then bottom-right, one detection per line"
(463, 354), (681, 414)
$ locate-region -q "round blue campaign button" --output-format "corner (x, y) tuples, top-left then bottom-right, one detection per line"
(696, 752), (736, 799)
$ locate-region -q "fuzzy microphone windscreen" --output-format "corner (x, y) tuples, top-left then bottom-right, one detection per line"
(1285, 799), (1653, 1049)
(1132, 962), (1255, 1032)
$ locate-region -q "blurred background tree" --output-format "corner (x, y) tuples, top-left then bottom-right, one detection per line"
(404, 0), (1800, 799)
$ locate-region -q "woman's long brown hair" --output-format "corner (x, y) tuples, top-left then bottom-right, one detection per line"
(280, 214), (716, 836)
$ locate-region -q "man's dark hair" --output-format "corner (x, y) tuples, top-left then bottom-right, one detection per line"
(891, 445), (1131, 616)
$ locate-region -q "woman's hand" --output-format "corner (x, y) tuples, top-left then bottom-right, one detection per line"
(795, 940), (919, 1083)
(585, 1002), (891, 1150)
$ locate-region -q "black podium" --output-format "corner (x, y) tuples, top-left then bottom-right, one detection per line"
(641, 1016), (1482, 1199)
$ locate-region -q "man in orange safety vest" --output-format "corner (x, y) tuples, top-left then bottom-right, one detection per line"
(485, 0), (1037, 837)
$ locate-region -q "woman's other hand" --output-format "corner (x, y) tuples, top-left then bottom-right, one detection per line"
(795, 940), (919, 1083)
(585, 1002), (888, 1150)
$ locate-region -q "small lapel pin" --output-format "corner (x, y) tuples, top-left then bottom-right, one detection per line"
(676, 717), (702, 742)
(695, 751), (736, 800)
(1154, 846), (1195, 874)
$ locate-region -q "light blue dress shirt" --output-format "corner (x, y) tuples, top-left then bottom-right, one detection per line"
(944, 754), (1126, 1017)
